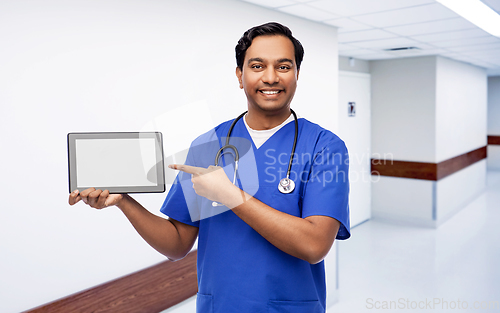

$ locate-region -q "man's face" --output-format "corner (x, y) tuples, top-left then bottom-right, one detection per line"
(236, 35), (299, 114)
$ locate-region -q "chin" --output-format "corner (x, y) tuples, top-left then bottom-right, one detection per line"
(254, 103), (290, 113)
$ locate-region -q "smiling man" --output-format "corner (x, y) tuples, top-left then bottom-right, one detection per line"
(69, 22), (350, 313)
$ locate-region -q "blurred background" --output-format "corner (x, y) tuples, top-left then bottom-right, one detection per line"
(0, 0), (499, 312)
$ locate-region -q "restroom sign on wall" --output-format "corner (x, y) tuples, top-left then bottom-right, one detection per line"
(348, 102), (356, 117)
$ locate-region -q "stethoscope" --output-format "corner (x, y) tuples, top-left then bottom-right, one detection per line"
(212, 109), (298, 207)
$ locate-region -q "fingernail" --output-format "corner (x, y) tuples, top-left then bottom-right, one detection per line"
(168, 165), (175, 169)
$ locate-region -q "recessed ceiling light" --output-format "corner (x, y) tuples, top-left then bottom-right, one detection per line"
(383, 47), (422, 56)
(436, 0), (500, 37)
(383, 47), (421, 52)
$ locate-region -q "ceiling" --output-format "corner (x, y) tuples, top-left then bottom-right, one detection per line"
(239, 0), (500, 76)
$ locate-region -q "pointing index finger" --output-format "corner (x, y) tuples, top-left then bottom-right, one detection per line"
(169, 164), (204, 175)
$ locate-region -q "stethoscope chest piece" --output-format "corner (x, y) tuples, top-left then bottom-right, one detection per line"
(278, 177), (295, 194)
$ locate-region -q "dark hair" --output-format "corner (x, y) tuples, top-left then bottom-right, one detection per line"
(235, 22), (304, 70)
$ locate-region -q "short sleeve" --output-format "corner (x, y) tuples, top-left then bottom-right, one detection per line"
(301, 137), (350, 240)
(160, 149), (200, 227)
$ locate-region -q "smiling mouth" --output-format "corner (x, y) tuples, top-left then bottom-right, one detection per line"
(260, 90), (282, 95)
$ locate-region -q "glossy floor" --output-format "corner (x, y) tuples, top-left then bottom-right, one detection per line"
(330, 171), (500, 313)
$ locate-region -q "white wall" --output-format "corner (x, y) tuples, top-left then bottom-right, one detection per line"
(488, 76), (500, 170)
(372, 177), (435, 226)
(370, 56), (487, 227)
(436, 57), (487, 162)
(488, 76), (500, 136)
(434, 57), (487, 225)
(372, 160), (487, 228)
(371, 56), (437, 163)
(436, 160), (486, 222)
(339, 56), (370, 74)
(0, 1), (340, 312)
(488, 146), (500, 170)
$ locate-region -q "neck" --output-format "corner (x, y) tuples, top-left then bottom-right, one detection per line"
(245, 108), (291, 130)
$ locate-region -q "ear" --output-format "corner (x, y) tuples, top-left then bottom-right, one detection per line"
(235, 67), (243, 89)
(296, 68), (300, 81)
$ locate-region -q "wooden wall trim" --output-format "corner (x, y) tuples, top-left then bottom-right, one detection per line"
(488, 136), (500, 145)
(437, 146), (486, 180)
(371, 160), (437, 180)
(24, 251), (197, 313)
(371, 146), (487, 181)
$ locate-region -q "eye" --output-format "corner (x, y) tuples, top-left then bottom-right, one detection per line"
(278, 65), (291, 71)
(251, 64), (263, 69)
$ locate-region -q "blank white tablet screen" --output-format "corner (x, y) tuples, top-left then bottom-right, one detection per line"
(75, 138), (157, 187)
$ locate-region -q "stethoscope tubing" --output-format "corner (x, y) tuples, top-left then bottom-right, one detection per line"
(287, 109), (298, 179)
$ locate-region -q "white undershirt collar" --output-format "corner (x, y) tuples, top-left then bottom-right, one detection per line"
(243, 113), (295, 149)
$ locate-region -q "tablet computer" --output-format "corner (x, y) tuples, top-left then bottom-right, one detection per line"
(68, 132), (165, 194)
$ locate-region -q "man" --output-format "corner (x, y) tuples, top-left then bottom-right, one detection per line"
(69, 22), (350, 313)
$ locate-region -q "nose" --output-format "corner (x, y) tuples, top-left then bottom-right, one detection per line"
(262, 68), (279, 84)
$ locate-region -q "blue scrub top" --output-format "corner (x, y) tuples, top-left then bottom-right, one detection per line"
(160, 117), (350, 313)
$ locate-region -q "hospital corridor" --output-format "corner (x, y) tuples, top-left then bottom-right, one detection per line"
(330, 171), (500, 313)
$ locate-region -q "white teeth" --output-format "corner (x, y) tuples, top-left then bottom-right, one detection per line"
(261, 90), (280, 95)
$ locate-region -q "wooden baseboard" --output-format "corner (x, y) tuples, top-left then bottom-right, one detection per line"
(23, 251), (197, 313)
(371, 146), (487, 181)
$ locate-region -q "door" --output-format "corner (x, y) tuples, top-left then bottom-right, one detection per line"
(338, 71), (371, 227)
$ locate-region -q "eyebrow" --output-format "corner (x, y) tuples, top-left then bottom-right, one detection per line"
(277, 58), (294, 64)
(247, 57), (264, 65)
(247, 58), (294, 65)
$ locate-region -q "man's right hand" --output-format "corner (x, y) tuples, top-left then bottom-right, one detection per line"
(68, 188), (124, 209)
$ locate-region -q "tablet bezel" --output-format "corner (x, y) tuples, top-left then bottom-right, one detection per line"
(67, 132), (165, 194)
